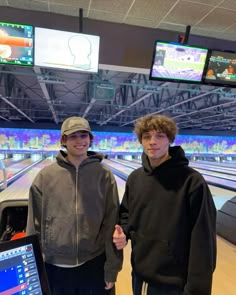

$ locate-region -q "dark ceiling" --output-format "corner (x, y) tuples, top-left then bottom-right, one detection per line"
(0, 0), (236, 134)
(1, 65), (236, 133)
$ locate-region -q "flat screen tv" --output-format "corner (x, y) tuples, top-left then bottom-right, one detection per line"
(0, 21), (34, 66)
(0, 234), (51, 295)
(35, 27), (100, 73)
(149, 41), (208, 83)
(203, 49), (236, 87)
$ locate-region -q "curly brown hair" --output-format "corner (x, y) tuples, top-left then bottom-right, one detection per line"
(134, 114), (178, 143)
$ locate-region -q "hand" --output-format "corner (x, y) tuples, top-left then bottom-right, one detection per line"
(105, 281), (115, 290)
(113, 224), (127, 250)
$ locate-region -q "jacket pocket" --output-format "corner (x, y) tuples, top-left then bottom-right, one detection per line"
(131, 231), (176, 276)
(44, 215), (76, 256)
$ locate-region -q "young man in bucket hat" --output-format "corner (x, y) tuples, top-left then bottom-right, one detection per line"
(27, 116), (122, 295)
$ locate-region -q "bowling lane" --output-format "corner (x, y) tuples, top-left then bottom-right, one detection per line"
(198, 172), (236, 191)
(2, 157), (17, 166)
(191, 162), (236, 175)
(116, 158), (236, 192)
(119, 158), (236, 177)
(0, 158), (53, 202)
(106, 159), (235, 210)
(112, 158), (140, 169)
(5, 158), (40, 177)
(193, 160), (236, 168)
(103, 159), (134, 179)
(0, 158), (36, 183)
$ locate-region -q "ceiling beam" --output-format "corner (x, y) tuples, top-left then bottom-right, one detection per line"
(0, 95), (34, 122)
(0, 115), (10, 122)
(121, 87), (223, 127)
(34, 66), (59, 124)
(100, 92), (153, 126)
(83, 98), (96, 118)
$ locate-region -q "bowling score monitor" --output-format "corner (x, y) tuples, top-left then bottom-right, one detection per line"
(203, 49), (236, 88)
(149, 40), (208, 84)
(0, 21), (34, 66)
(0, 235), (51, 295)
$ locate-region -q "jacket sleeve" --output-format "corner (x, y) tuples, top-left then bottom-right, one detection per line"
(103, 171), (123, 283)
(26, 173), (43, 239)
(119, 182), (131, 239)
(184, 180), (217, 295)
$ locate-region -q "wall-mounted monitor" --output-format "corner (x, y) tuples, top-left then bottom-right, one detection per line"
(149, 41), (208, 83)
(35, 27), (100, 73)
(0, 21), (34, 66)
(203, 49), (236, 87)
(0, 235), (51, 295)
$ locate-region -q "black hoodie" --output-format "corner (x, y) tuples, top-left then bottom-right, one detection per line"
(119, 146), (216, 295)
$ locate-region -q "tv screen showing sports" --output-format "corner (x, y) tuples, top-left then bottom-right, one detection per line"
(149, 41), (208, 83)
(0, 21), (34, 66)
(35, 27), (100, 73)
(204, 50), (236, 87)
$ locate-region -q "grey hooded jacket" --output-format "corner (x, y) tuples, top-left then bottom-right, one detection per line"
(27, 150), (123, 282)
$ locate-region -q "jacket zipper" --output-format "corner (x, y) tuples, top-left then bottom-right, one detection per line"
(75, 166), (79, 264)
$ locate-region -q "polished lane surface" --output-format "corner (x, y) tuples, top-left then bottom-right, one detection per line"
(0, 158), (53, 202)
(0, 158), (38, 183)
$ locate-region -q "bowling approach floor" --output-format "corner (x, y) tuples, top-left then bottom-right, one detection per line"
(0, 159), (235, 294)
(114, 176), (236, 295)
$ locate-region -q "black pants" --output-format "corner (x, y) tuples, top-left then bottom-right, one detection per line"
(132, 271), (182, 295)
(45, 254), (115, 295)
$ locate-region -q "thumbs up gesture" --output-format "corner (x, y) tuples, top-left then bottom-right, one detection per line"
(113, 224), (127, 250)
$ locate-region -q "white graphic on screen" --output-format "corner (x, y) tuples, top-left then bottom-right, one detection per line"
(35, 28), (100, 73)
(68, 35), (91, 70)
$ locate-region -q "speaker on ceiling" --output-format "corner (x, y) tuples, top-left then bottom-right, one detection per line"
(94, 83), (115, 101)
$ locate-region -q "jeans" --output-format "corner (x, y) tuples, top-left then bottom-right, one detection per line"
(45, 254), (115, 295)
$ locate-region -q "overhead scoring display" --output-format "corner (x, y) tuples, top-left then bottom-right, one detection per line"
(0, 20), (235, 88)
(0, 21), (34, 66)
(149, 41), (208, 83)
(204, 50), (236, 87)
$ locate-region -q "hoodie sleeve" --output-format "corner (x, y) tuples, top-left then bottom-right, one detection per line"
(26, 173), (43, 239)
(103, 170), (123, 283)
(119, 182), (131, 239)
(184, 180), (217, 295)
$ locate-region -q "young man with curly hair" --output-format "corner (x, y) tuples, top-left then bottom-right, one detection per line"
(113, 114), (216, 295)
